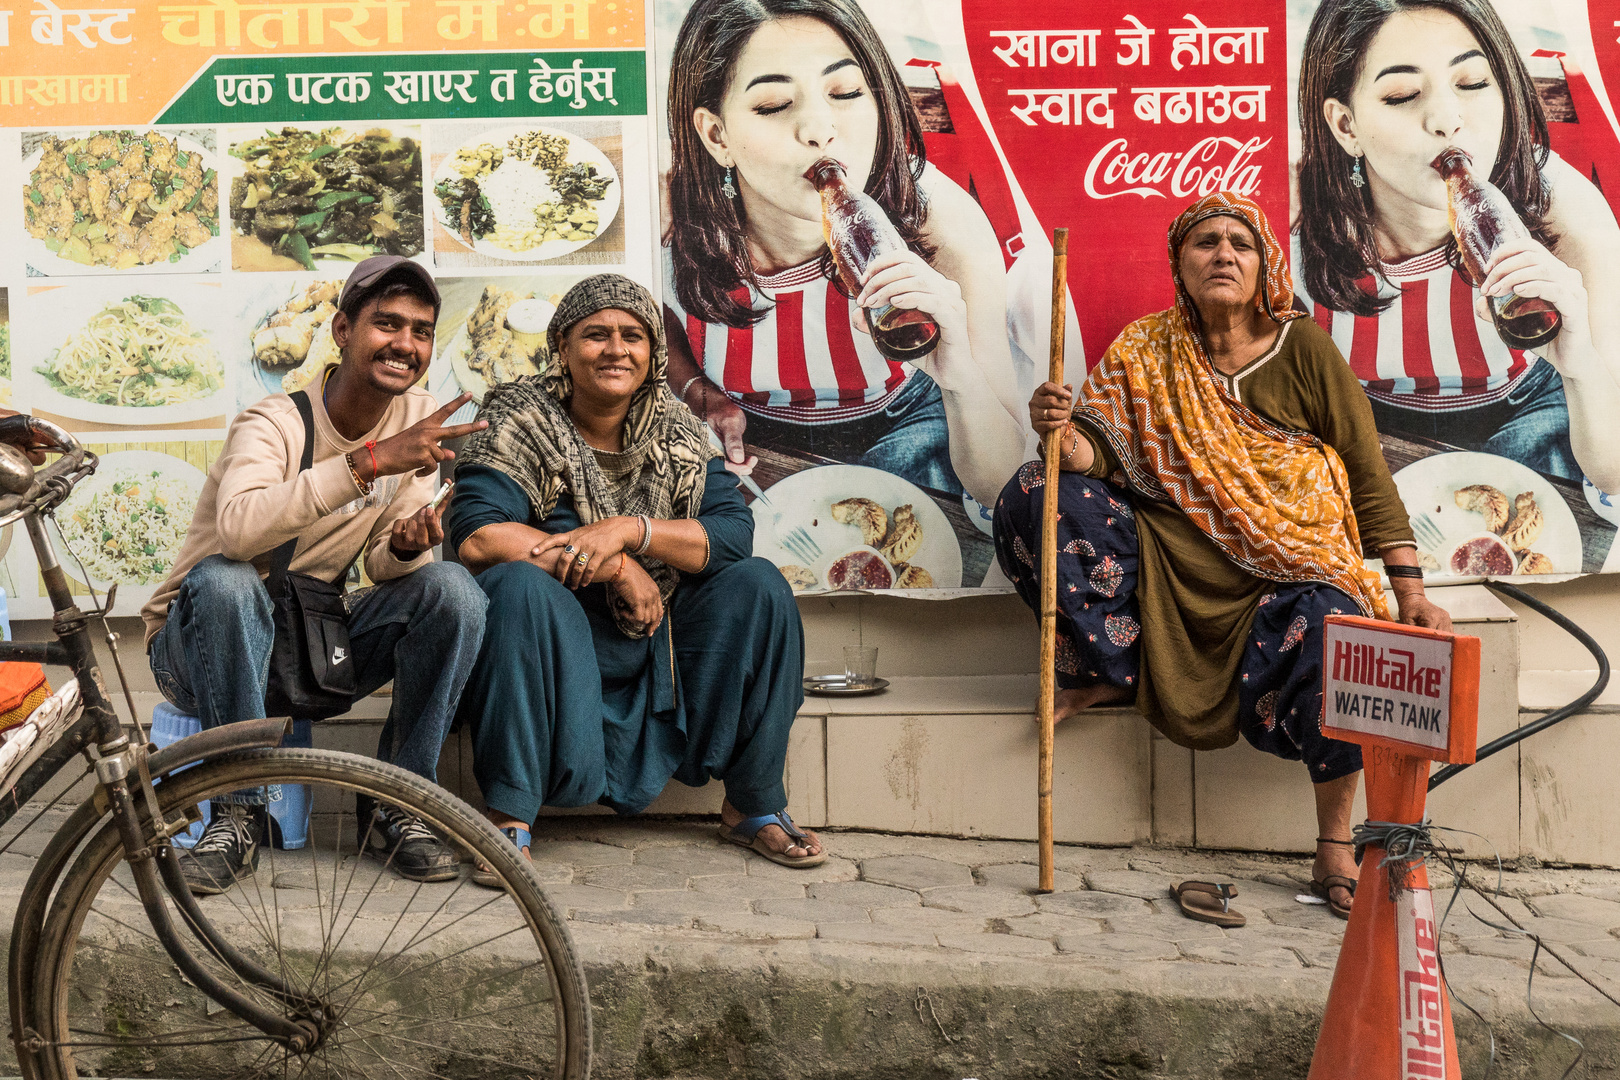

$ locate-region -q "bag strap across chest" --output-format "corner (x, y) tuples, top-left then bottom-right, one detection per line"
(266, 390), (342, 589)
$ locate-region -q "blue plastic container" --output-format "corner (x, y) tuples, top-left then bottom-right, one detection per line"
(149, 701), (312, 849)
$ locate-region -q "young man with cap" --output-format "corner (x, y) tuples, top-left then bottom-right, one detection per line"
(142, 256), (489, 895)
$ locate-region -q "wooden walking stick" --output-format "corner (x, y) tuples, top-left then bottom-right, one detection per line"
(1038, 228), (1069, 895)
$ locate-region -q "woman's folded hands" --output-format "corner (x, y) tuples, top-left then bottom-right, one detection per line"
(528, 516), (640, 588)
(525, 518), (665, 633)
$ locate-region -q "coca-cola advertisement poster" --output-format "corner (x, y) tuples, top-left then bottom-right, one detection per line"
(652, 0), (1620, 591)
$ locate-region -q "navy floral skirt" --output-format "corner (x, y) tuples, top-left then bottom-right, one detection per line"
(993, 463), (1363, 783)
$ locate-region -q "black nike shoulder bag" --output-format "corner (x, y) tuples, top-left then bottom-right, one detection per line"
(262, 390), (359, 720)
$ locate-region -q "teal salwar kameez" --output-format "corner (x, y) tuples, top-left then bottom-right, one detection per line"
(449, 458), (805, 823)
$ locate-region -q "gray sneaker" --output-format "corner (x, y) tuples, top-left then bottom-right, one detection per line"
(180, 803), (264, 896)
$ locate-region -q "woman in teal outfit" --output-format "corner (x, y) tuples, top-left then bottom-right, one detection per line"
(448, 274), (824, 879)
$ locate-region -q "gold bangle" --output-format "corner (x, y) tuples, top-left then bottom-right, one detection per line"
(697, 524), (711, 572)
(608, 553), (629, 584)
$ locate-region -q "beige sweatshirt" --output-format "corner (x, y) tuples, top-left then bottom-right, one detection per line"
(142, 367), (440, 647)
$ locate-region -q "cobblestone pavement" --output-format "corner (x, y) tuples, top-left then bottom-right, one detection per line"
(537, 819), (1620, 1077)
(6, 806), (1620, 1077)
(536, 818), (1620, 981)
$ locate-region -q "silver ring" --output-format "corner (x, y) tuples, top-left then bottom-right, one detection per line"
(563, 544), (576, 554)
(576, 552), (591, 566)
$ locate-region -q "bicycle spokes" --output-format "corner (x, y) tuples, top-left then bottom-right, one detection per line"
(36, 764), (577, 1080)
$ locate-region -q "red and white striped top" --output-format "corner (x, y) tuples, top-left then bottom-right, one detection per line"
(663, 255), (910, 425)
(1290, 236), (1531, 412)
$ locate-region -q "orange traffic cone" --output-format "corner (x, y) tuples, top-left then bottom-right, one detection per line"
(1308, 744), (1461, 1079)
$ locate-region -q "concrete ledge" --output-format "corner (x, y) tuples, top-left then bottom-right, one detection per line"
(825, 707), (1148, 843)
(116, 581), (1539, 862)
(1420, 582), (1519, 622)
(1520, 669), (1620, 714)
(800, 674), (1038, 715)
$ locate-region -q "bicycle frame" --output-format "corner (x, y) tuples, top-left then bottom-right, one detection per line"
(0, 421), (333, 1059)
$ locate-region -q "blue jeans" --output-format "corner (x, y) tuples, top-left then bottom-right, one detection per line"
(738, 371), (965, 495)
(148, 554), (487, 793)
(1368, 359), (1578, 480)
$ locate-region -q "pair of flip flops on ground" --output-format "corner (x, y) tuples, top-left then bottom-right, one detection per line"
(1171, 838), (1358, 926)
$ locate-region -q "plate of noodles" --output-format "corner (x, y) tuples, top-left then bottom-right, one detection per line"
(52, 450), (203, 589)
(18, 282), (231, 426)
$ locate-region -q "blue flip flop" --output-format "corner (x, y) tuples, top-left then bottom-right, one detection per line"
(718, 810), (827, 868)
(472, 824), (532, 888)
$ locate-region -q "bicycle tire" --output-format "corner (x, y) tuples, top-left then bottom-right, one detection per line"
(23, 747), (591, 1080)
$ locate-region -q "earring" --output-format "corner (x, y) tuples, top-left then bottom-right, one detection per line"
(721, 166), (737, 200)
(1350, 155), (1365, 189)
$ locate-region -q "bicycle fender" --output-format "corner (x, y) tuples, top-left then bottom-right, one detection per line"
(148, 717), (292, 777)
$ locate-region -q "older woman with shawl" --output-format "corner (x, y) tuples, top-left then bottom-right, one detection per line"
(448, 274), (823, 876)
(993, 193), (1449, 921)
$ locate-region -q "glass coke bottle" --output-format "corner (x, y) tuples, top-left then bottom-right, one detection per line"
(1431, 146), (1562, 350)
(804, 157), (940, 361)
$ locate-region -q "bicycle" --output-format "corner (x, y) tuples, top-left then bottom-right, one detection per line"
(0, 416), (592, 1079)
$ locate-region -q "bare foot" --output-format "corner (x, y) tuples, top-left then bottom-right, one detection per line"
(721, 799), (823, 859)
(1314, 838), (1358, 911)
(1051, 684), (1132, 724)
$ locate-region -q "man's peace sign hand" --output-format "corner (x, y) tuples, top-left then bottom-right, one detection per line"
(367, 393), (487, 479)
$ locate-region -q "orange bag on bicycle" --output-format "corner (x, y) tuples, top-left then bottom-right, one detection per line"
(0, 662), (50, 734)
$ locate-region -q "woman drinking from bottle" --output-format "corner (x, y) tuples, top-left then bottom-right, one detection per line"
(1294, 0), (1620, 491)
(661, 0), (1025, 509)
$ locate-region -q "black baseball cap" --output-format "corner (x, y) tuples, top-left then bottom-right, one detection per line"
(337, 255), (441, 316)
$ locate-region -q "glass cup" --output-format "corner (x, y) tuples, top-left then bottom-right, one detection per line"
(843, 645), (879, 687)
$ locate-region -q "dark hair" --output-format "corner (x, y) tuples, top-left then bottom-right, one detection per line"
(339, 275), (438, 324)
(1296, 0), (1554, 316)
(665, 0), (934, 328)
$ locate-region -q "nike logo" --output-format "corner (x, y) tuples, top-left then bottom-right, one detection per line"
(332, 647), (348, 665)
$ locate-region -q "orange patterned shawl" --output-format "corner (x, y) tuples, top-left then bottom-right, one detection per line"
(1074, 191), (1389, 618)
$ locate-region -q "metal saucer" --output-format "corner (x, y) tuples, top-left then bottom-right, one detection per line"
(802, 674), (889, 696)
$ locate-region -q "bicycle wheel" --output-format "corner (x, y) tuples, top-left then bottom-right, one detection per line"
(25, 748), (590, 1080)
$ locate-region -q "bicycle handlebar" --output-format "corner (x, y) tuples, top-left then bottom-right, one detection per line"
(0, 415), (92, 525)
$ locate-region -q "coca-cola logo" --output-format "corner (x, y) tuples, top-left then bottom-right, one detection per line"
(1083, 135), (1271, 200)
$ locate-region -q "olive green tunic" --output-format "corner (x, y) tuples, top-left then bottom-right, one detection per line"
(1077, 317), (1414, 750)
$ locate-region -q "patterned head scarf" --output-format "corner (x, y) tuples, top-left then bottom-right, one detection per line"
(458, 274), (718, 638)
(1074, 192), (1388, 618)
(1167, 191), (1302, 329)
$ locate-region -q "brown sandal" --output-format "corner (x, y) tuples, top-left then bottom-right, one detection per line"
(1310, 875), (1356, 920)
(1312, 837), (1358, 920)
(1170, 881), (1246, 928)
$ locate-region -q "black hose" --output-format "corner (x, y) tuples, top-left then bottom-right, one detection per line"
(1428, 581), (1610, 791)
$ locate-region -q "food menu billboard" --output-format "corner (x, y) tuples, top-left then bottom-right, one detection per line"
(0, 0), (655, 619)
(2, 0), (1619, 616)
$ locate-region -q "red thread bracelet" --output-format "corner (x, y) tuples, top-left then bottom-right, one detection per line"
(364, 439), (378, 480)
